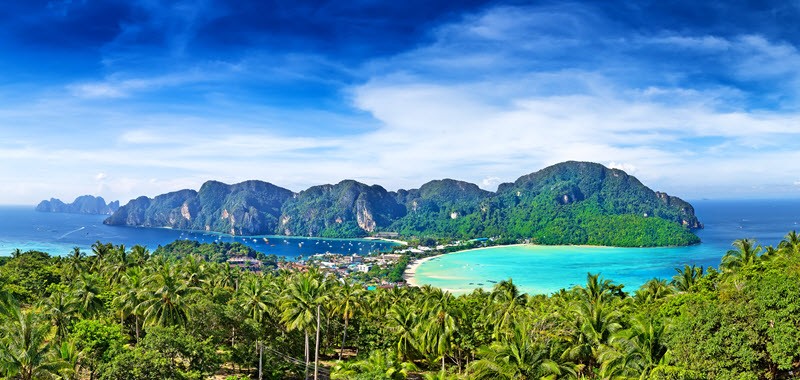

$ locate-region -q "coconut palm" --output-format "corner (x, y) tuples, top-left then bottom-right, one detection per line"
(114, 267), (145, 341)
(417, 288), (458, 374)
(721, 238), (763, 271)
(487, 279), (527, 340)
(332, 280), (366, 359)
(58, 340), (83, 380)
(563, 285), (623, 375)
(387, 302), (420, 361)
(337, 350), (418, 380)
(72, 273), (105, 318)
(470, 321), (571, 379)
(576, 273), (625, 307)
(41, 287), (78, 342)
(137, 263), (199, 327)
(65, 247), (85, 279)
(128, 244), (150, 266)
(237, 275), (274, 324)
(778, 230), (800, 256)
(599, 315), (669, 379)
(0, 306), (66, 380)
(634, 278), (673, 304)
(280, 269), (330, 373)
(671, 264), (704, 292)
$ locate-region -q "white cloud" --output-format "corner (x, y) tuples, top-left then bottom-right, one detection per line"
(95, 172), (108, 181)
(4, 3), (800, 204)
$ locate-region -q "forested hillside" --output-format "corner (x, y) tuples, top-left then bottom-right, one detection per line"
(104, 161), (702, 247)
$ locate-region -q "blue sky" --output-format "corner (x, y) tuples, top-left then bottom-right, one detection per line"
(1, 0), (800, 204)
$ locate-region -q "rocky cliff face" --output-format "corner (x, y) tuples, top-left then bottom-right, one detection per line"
(104, 181), (293, 235)
(278, 180), (406, 237)
(103, 161), (703, 244)
(36, 195), (120, 215)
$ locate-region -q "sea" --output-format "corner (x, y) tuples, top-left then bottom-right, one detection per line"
(411, 199), (800, 295)
(2, 200), (799, 294)
(0, 206), (396, 259)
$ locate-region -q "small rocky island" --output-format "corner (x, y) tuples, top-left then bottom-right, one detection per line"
(36, 195), (120, 215)
(104, 161), (703, 247)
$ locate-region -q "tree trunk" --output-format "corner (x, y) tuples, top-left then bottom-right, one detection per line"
(135, 315), (140, 342)
(442, 354), (445, 374)
(339, 315), (349, 360)
(304, 331), (310, 380)
(314, 304), (321, 380)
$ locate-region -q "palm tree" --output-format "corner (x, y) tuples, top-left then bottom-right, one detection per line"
(90, 241), (113, 271)
(778, 230), (800, 256)
(332, 281), (365, 359)
(333, 350), (417, 380)
(576, 273), (625, 307)
(65, 247), (85, 279)
(671, 264), (704, 292)
(417, 288), (458, 374)
(129, 245), (150, 266)
(599, 315), (669, 379)
(634, 278), (674, 304)
(387, 302), (420, 361)
(114, 268), (145, 341)
(137, 263), (199, 327)
(470, 321), (572, 379)
(41, 287), (78, 342)
(72, 273), (105, 318)
(280, 269), (330, 374)
(58, 340), (83, 380)
(721, 238), (763, 271)
(563, 286), (623, 376)
(238, 275), (274, 324)
(0, 306), (66, 380)
(486, 279), (527, 340)
(103, 245), (131, 285)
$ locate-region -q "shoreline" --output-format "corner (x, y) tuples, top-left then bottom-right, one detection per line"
(402, 241), (700, 288)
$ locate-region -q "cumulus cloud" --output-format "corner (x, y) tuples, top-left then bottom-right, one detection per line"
(3, 2), (800, 203)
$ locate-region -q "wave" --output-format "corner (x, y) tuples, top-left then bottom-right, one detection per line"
(58, 226), (85, 240)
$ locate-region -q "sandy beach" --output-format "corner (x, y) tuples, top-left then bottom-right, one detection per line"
(403, 254), (439, 287)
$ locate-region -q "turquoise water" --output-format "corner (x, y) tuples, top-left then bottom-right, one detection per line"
(413, 199), (800, 294)
(0, 206), (396, 258)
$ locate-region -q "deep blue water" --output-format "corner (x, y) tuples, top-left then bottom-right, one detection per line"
(0, 206), (395, 258)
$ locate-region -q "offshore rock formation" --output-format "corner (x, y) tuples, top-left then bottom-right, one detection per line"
(36, 195), (119, 215)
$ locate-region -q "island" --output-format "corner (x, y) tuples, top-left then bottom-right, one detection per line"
(36, 195), (120, 215)
(104, 161), (702, 247)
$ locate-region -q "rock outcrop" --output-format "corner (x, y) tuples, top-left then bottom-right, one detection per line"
(103, 161), (703, 246)
(36, 195), (120, 215)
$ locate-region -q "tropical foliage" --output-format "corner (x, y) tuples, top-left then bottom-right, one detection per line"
(0, 232), (799, 379)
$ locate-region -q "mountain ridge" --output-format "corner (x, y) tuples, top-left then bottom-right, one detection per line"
(103, 161), (703, 246)
(35, 195), (119, 215)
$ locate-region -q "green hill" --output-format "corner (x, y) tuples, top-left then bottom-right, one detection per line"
(104, 161), (702, 246)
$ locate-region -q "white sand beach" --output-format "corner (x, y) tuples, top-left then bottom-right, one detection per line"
(403, 254), (443, 287)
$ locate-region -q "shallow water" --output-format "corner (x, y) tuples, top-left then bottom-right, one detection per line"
(413, 199), (800, 294)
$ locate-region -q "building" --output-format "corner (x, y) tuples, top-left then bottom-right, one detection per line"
(356, 263), (371, 273)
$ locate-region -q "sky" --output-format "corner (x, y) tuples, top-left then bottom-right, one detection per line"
(1, 0), (800, 205)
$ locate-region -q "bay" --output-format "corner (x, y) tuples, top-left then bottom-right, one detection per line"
(412, 199), (800, 294)
(0, 206), (396, 258)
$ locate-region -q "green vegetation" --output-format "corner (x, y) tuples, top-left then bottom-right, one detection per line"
(390, 162), (701, 246)
(153, 240), (279, 267)
(5, 230), (795, 379)
(105, 162), (702, 247)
